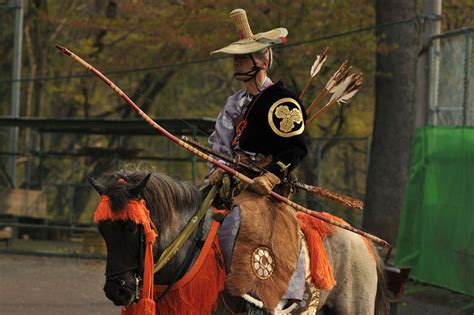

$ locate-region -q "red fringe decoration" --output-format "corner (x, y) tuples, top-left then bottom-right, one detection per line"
(121, 226), (157, 315)
(296, 212), (350, 290)
(94, 196), (151, 225)
(152, 220), (226, 315)
(121, 298), (155, 315)
(95, 197), (225, 314)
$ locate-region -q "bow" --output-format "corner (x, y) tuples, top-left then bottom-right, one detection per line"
(56, 45), (389, 247)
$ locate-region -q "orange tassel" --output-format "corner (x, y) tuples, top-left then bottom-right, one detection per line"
(296, 212), (350, 290)
(121, 298), (155, 315)
(94, 196), (151, 225)
(95, 198), (225, 314)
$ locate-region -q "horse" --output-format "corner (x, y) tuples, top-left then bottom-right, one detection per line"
(89, 171), (389, 314)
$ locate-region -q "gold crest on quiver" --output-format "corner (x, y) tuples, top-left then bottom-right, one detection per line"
(268, 97), (305, 137)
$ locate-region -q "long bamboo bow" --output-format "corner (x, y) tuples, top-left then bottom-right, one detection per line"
(56, 45), (389, 247)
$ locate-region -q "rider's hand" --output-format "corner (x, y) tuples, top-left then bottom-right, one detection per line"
(208, 169), (226, 185)
(250, 172), (281, 195)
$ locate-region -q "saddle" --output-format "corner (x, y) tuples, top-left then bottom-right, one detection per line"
(225, 190), (301, 309)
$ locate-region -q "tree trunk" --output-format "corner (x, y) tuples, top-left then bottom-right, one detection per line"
(362, 0), (418, 244)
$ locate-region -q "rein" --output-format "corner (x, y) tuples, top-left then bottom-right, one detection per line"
(154, 214), (205, 303)
(154, 185), (218, 273)
(152, 185), (218, 302)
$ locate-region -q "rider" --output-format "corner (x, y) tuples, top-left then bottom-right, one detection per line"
(208, 8), (307, 195)
(206, 8), (308, 311)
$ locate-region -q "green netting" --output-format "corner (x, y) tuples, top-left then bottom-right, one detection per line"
(395, 127), (474, 296)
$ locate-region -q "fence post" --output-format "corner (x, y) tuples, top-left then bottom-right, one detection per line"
(463, 31), (472, 126)
(7, 0), (24, 188)
(415, 0), (442, 128)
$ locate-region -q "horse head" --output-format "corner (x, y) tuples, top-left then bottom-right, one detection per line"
(89, 171), (204, 309)
(89, 173), (155, 306)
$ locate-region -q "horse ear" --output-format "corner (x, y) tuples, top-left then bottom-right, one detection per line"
(88, 176), (105, 195)
(127, 173), (152, 196)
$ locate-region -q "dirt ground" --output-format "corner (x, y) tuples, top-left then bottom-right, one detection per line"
(0, 254), (114, 315)
(0, 254), (473, 315)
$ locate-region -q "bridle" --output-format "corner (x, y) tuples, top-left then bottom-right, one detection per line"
(102, 198), (206, 304)
(104, 224), (150, 302)
(94, 177), (219, 308)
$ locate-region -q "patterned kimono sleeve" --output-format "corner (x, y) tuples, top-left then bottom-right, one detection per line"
(207, 90), (247, 173)
(208, 109), (236, 157)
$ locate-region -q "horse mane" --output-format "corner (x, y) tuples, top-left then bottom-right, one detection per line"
(103, 171), (203, 237)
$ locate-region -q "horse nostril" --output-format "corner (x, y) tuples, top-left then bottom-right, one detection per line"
(104, 281), (133, 306)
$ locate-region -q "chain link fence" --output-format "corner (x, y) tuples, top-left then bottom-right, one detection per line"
(428, 28), (473, 126)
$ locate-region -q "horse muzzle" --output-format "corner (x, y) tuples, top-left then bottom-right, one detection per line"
(104, 274), (139, 306)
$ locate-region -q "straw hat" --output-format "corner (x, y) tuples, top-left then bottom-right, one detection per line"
(211, 8), (288, 55)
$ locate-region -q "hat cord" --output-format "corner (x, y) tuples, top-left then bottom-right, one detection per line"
(233, 53), (270, 94)
(233, 53), (261, 82)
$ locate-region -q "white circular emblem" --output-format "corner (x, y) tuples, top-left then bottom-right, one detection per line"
(251, 247), (275, 280)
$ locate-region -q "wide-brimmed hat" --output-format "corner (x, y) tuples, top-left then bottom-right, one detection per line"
(211, 8), (288, 55)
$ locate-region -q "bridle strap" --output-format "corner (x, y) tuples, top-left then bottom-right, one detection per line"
(105, 265), (140, 279)
(105, 223), (154, 303)
(153, 185), (218, 273)
(104, 225), (147, 280)
(155, 218), (205, 302)
(152, 185), (218, 302)
(138, 225), (145, 276)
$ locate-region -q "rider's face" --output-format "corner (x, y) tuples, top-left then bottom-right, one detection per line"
(233, 54), (255, 80)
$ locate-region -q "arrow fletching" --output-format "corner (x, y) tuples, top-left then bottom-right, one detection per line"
(338, 73), (363, 103)
(310, 47), (328, 78)
(325, 61), (350, 93)
(329, 73), (358, 103)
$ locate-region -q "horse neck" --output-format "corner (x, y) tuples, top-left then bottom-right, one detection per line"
(145, 176), (202, 284)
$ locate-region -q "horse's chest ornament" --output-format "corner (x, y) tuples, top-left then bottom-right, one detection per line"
(252, 247), (275, 279)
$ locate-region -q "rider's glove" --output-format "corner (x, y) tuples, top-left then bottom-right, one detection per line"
(208, 169), (226, 185)
(250, 172), (281, 195)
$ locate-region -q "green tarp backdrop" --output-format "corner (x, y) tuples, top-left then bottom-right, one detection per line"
(395, 127), (474, 296)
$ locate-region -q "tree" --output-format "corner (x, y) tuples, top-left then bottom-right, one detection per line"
(362, 0), (418, 244)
